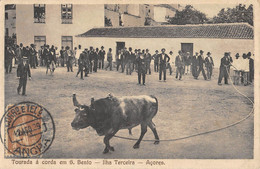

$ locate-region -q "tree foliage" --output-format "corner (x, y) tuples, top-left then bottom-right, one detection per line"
(167, 5), (208, 25)
(212, 4), (253, 25)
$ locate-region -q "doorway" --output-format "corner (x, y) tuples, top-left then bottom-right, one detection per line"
(116, 42), (125, 55)
(181, 43), (193, 56)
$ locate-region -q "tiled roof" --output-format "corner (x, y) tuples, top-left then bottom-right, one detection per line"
(77, 23), (254, 39)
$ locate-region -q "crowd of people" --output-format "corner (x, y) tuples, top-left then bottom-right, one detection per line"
(4, 42), (254, 95)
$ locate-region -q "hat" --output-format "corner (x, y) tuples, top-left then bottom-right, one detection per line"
(207, 52), (211, 55)
(30, 44), (34, 47)
(101, 46), (104, 49)
(200, 50), (204, 53)
(161, 48), (165, 51)
(155, 50), (158, 52)
(235, 53), (239, 57)
(66, 46), (70, 50)
(224, 52), (229, 56)
(84, 48), (88, 51)
(195, 52), (198, 54)
(129, 47), (132, 50)
(169, 51), (173, 54)
(146, 49), (149, 51)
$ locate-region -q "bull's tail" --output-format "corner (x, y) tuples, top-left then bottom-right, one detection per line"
(150, 95), (158, 116)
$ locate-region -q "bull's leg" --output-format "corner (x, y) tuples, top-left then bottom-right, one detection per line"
(133, 123), (147, 149)
(103, 130), (118, 154)
(147, 121), (160, 145)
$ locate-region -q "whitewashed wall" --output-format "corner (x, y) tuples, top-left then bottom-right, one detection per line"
(16, 4), (104, 49)
(75, 37), (254, 66)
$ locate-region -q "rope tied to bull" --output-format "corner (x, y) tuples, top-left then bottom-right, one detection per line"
(114, 65), (254, 142)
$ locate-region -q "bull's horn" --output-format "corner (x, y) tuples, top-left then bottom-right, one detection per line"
(73, 94), (82, 107)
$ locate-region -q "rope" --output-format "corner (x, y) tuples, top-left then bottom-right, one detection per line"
(114, 66), (254, 142)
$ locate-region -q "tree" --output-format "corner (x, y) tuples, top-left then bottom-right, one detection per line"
(167, 5), (208, 25)
(212, 4), (253, 26)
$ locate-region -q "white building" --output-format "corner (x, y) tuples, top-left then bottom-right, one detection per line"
(16, 4), (104, 51)
(105, 4), (178, 27)
(5, 4), (16, 37)
(76, 23), (254, 66)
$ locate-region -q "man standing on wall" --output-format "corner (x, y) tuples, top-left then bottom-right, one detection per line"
(158, 48), (170, 82)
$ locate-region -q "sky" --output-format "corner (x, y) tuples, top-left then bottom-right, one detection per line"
(189, 4), (238, 18)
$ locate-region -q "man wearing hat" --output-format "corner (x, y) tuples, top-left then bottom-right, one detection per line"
(136, 52), (146, 85)
(126, 47), (134, 75)
(29, 44), (37, 69)
(144, 49), (152, 75)
(98, 46), (106, 69)
(205, 52), (214, 80)
(17, 56), (31, 96)
(76, 49), (86, 80)
(105, 48), (113, 71)
(197, 50), (207, 80)
(175, 50), (184, 80)
(152, 50), (159, 72)
(191, 52), (199, 79)
(93, 48), (99, 72)
(167, 51), (173, 75)
(16, 43), (25, 64)
(158, 48), (170, 81)
(218, 52), (231, 85)
(89, 46), (94, 73)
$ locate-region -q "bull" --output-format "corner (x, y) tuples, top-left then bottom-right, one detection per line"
(71, 93), (160, 154)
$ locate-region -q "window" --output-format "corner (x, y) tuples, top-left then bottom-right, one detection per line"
(62, 36), (73, 50)
(34, 36), (46, 51)
(34, 4), (45, 23)
(61, 4), (72, 24)
(5, 12), (8, 20)
(5, 28), (9, 37)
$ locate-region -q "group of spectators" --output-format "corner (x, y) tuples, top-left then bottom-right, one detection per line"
(5, 43), (254, 86)
(218, 52), (254, 86)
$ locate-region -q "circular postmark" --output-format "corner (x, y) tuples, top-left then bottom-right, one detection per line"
(0, 101), (55, 158)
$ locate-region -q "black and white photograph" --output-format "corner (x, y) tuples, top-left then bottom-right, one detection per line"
(1, 0), (259, 168)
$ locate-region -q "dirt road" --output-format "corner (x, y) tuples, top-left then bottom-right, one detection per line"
(4, 66), (254, 159)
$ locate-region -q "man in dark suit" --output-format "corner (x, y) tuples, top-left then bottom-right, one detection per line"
(205, 52), (214, 80)
(158, 48), (170, 81)
(88, 46), (94, 73)
(248, 52), (254, 83)
(152, 50), (159, 72)
(98, 46), (106, 69)
(175, 50), (184, 80)
(136, 53), (146, 85)
(144, 49), (152, 75)
(93, 48), (99, 72)
(17, 57), (31, 96)
(197, 50), (207, 80)
(16, 43), (25, 64)
(76, 50), (85, 80)
(218, 52), (231, 85)
(191, 52), (199, 79)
